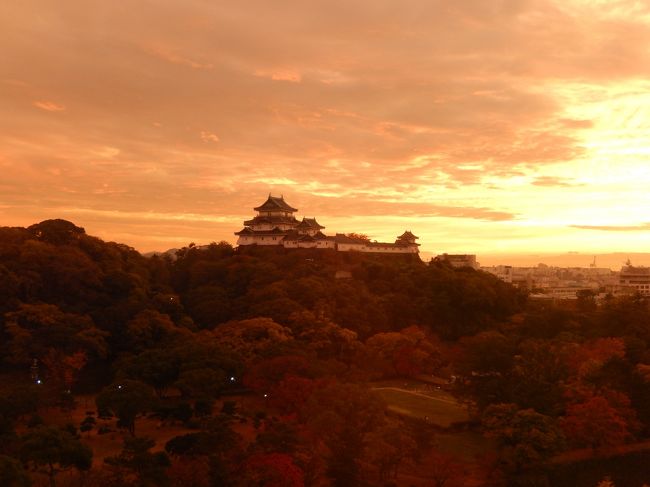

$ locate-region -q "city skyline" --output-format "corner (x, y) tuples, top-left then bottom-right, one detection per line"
(2, 1), (650, 256)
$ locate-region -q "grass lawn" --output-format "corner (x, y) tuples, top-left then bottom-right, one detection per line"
(372, 386), (470, 427)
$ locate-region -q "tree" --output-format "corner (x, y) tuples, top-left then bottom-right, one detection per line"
(118, 348), (181, 397)
(167, 457), (210, 487)
(241, 452), (304, 487)
(105, 437), (170, 487)
(269, 376), (319, 415)
(454, 331), (517, 410)
(561, 394), (635, 449)
(304, 383), (384, 487)
(253, 420), (301, 455)
(596, 478), (616, 487)
(27, 220), (85, 245)
(365, 327), (438, 379)
(125, 310), (187, 353)
(294, 316), (359, 362)
(427, 451), (466, 487)
(422, 263), (522, 339)
(482, 403), (565, 472)
(40, 350), (87, 395)
(3, 304), (107, 366)
(364, 421), (417, 482)
(0, 455), (31, 487)
(96, 380), (157, 436)
(165, 415), (241, 460)
(365, 332), (416, 378)
(243, 355), (313, 393)
(20, 426), (92, 487)
(567, 338), (626, 380)
(79, 414), (96, 437)
(210, 318), (293, 362)
(165, 416), (240, 487)
(509, 339), (569, 415)
(175, 368), (226, 400)
(184, 285), (232, 328)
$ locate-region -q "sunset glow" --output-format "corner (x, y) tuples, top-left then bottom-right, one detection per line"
(2, 0), (650, 258)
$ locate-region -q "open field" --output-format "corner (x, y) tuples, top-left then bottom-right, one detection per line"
(370, 379), (495, 462)
(371, 379), (470, 428)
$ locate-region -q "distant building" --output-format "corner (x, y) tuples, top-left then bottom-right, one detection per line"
(435, 253), (479, 269)
(482, 263), (616, 299)
(619, 263), (650, 296)
(235, 195), (420, 254)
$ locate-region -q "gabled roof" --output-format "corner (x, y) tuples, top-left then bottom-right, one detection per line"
(333, 233), (367, 245)
(296, 217), (325, 230)
(235, 227), (289, 236)
(244, 215), (299, 226)
(397, 231), (419, 240)
(393, 240), (420, 247)
(254, 195), (298, 212)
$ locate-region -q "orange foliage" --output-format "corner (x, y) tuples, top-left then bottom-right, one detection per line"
(561, 392), (637, 449)
(243, 355), (312, 393)
(41, 349), (87, 389)
(567, 338), (626, 378)
(167, 457), (210, 487)
(243, 452), (305, 487)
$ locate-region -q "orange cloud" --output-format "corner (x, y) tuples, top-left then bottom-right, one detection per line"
(571, 224), (650, 232)
(1, 0), (650, 254)
(200, 131), (220, 143)
(33, 101), (65, 112)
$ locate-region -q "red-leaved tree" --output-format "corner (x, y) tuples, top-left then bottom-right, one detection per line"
(242, 452), (304, 487)
(561, 393), (636, 449)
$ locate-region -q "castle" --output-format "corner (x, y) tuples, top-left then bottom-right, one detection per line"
(235, 195), (420, 254)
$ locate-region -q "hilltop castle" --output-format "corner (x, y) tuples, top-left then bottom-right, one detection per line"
(235, 195), (420, 254)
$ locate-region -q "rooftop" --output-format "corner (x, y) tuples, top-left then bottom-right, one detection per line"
(244, 215), (300, 226)
(397, 231), (419, 240)
(254, 195), (298, 213)
(234, 227), (289, 236)
(296, 217), (325, 230)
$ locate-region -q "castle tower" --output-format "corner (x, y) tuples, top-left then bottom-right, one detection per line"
(235, 195), (300, 246)
(395, 231), (420, 253)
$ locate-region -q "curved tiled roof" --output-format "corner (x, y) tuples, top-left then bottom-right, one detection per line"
(254, 195), (298, 212)
(244, 215), (300, 226)
(397, 231), (419, 240)
(235, 227), (289, 235)
(296, 217), (325, 229)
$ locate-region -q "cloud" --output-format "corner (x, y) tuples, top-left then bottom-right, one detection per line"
(254, 69), (302, 82)
(1, 0), (650, 252)
(532, 176), (583, 187)
(570, 223), (650, 232)
(33, 101), (65, 112)
(560, 118), (593, 129)
(143, 44), (214, 70)
(200, 131), (220, 143)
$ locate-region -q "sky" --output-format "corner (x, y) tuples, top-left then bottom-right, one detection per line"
(2, 0), (650, 262)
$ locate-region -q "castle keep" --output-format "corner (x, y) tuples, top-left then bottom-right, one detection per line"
(235, 195), (419, 254)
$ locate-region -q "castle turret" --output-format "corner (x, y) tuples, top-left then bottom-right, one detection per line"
(295, 217), (325, 236)
(395, 231), (419, 248)
(235, 195), (300, 246)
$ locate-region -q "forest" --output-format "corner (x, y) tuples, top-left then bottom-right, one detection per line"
(1, 219), (650, 486)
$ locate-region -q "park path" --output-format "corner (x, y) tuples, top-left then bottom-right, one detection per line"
(371, 386), (460, 405)
(551, 439), (650, 464)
